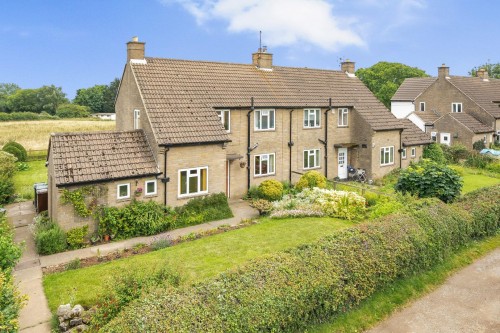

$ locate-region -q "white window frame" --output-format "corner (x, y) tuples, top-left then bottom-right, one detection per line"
(380, 146), (395, 166)
(440, 133), (451, 146)
(431, 132), (437, 142)
(254, 109), (275, 131)
(303, 109), (321, 128)
(419, 102), (425, 112)
(401, 148), (407, 159)
(216, 110), (230, 132)
(338, 108), (349, 127)
(411, 147), (416, 157)
(117, 183), (130, 200)
(452, 103), (462, 113)
(254, 153), (275, 177)
(144, 180), (157, 196)
(303, 149), (320, 169)
(133, 109), (140, 129)
(178, 166), (208, 197)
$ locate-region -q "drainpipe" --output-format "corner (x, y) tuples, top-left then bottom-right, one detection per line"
(399, 129), (403, 170)
(247, 97), (254, 191)
(324, 98), (331, 178)
(288, 109), (294, 183)
(161, 147), (170, 205)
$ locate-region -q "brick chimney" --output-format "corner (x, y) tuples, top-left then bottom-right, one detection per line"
(252, 47), (273, 70)
(341, 59), (355, 74)
(476, 68), (489, 81)
(127, 36), (145, 61)
(438, 64), (449, 79)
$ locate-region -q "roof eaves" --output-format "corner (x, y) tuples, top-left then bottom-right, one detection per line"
(56, 172), (162, 188)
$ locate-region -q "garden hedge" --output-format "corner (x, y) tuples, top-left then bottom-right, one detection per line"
(102, 186), (500, 333)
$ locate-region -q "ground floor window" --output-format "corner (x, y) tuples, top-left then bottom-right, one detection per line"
(254, 153), (275, 176)
(380, 146), (394, 166)
(179, 167), (208, 197)
(411, 147), (417, 157)
(145, 180), (157, 196)
(402, 148), (407, 159)
(303, 149), (320, 169)
(117, 183), (130, 199)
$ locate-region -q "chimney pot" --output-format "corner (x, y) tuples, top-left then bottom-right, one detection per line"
(126, 37), (145, 62)
(341, 60), (355, 74)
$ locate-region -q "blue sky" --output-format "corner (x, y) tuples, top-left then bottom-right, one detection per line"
(1, 0), (499, 99)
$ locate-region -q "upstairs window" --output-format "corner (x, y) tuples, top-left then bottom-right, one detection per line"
(338, 108), (349, 127)
(254, 153), (275, 176)
(179, 167), (208, 197)
(419, 102), (425, 112)
(255, 109), (275, 130)
(303, 109), (320, 128)
(452, 103), (462, 113)
(380, 146), (394, 166)
(133, 109), (140, 129)
(216, 110), (230, 132)
(303, 149), (320, 169)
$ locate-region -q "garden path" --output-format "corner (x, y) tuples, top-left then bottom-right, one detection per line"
(8, 199), (258, 333)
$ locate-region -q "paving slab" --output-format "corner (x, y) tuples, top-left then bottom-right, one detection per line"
(367, 248), (500, 333)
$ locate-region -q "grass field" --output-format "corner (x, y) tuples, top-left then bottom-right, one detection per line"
(12, 160), (47, 200)
(0, 119), (115, 151)
(43, 217), (353, 311)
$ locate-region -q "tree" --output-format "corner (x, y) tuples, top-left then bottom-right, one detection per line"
(356, 62), (429, 108)
(5, 85), (68, 114)
(74, 78), (120, 113)
(0, 83), (21, 113)
(55, 103), (90, 118)
(422, 143), (446, 164)
(469, 63), (500, 79)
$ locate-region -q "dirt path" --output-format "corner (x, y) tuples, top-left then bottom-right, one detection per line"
(367, 248), (500, 333)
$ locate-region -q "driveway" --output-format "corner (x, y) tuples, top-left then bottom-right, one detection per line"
(367, 248), (500, 333)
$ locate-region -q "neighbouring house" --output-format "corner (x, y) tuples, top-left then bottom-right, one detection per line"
(47, 37), (426, 231)
(91, 113), (116, 120)
(391, 64), (499, 149)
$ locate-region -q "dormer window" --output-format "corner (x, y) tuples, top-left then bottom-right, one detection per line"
(419, 102), (425, 112)
(452, 103), (462, 113)
(216, 110), (230, 132)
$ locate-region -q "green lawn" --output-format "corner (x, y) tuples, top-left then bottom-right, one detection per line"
(461, 173), (500, 193)
(307, 234), (500, 333)
(12, 160), (47, 200)
(43, 217), (353, 311)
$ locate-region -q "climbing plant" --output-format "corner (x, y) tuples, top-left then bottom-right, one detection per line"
(61, 185), (107, 218)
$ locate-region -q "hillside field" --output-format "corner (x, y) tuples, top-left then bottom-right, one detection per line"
(0, 119), (116, 151)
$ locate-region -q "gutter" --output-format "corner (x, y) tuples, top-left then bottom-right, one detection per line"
(55, 172), (162, 188)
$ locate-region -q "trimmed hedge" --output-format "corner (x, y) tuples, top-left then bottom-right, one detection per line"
(102, 186), (500, 332)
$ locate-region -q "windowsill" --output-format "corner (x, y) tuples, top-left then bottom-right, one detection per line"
(380, 163), (395, 167)
(144, 193), (158, 198)
(116, 197), (131, 202)
(178, 192), (208, 200)
(254, 173), (276, 178)
(402, 157), (407, 160)
(337, 125), (349, 128)
(411, 156), (416, 159)
(254, 129), (276, 132)
(303, 126), (321, 130)
(303, 166), (321, 171)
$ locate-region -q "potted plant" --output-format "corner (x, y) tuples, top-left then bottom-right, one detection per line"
(134, 187), (143, 197)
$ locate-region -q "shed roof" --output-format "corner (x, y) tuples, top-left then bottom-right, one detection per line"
(401, 119), (433, 146)
(448, 113), (494, 134)
(49, 130), (160, 187)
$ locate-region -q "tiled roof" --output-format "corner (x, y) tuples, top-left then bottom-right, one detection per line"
(414, 111), (441, 125)
(392, 77), (436, 101)
(449, 113), (494, 133)
(49, 130), (160, 186)
(130, 57), (403, 145)
(448, 76), (500, 118)
(401, 119), (433, 146)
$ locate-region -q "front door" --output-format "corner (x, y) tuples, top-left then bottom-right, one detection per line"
(338, 148), (348, 179)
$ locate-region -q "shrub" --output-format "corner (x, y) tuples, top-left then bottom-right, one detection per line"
(250, 199), (273, 216)
(257, 180), (284, 201)
(0, 271), (25, 333)
(442, 144), (469, 164)
(0, 178), (15, 206)
(65, 258), (81, 271)
(422, 143), (445, 164)
(66, 225), (89, 250)
(90, 266), (181, 331)
(176, 193), (232, 223)
(465, 152), (493, 169)
(295, 170), (327, 191)
(151, 238), (172, 251)
(55, 103), (90, 118)
(394, 159), (462, 203)
(33, 215), (67, 255)
(368, 196), (405, 219)
(245, 186), (261, 200)
(472, 139), (486, 151)
(2, 141), (27, 162)
(102, 186), (499, 332)
(0, 214), (22, 272)
(485, 161), (500, 174)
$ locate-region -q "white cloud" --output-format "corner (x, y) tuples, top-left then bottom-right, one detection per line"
(163, 0), (365, 52)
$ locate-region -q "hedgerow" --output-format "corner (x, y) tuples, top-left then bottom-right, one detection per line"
(101, 186), (499, 333)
